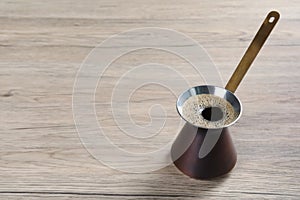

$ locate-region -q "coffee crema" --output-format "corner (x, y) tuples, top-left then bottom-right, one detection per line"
(182, 94), (237, 128)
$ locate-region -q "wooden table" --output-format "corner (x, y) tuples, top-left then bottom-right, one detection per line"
(1, 0), (299, 199)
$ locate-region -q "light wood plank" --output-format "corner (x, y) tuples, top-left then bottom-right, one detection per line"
(0, 0), (299, 199)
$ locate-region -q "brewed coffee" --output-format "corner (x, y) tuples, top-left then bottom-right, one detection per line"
(182, 94), (237, 128)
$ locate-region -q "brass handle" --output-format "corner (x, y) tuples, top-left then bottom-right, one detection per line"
(225, 11), (280, 93)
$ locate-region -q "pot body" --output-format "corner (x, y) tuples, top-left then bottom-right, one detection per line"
(171, 122), (236, 179)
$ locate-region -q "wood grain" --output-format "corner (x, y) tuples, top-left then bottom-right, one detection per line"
(0, 0), (299, 199)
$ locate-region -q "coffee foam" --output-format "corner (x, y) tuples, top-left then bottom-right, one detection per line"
(182, 94), (238, 128)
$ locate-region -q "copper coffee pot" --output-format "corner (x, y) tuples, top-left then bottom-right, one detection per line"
(171, 11), (280, 179)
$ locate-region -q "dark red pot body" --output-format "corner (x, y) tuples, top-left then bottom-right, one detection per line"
(171, 123), (237, 179)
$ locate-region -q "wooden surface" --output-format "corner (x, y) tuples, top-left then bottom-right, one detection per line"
(0, 0), (299, 199)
